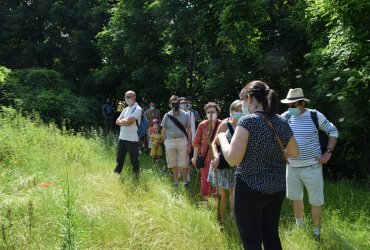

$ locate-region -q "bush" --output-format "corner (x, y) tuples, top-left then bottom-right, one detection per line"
(0, 66), (101, 129)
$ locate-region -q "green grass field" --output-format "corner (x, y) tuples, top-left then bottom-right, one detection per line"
(0, 107), (369, 249)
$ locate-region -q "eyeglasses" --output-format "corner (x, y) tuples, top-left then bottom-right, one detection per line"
(288, 103), (299, 108)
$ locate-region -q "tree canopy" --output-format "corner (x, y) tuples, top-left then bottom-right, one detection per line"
(0, 0), (369, 179)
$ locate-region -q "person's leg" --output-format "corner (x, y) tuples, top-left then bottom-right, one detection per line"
(287, 165), (305, 226)
(234, 178), (265, 250)
(311, 205), (323, 228)
(114, 139), (127, 174)
(172, 166), (179, 184)
(301, 164), (324, 235)
(177, 142), (189, 185)
(200, 166), (210, 200)
(219, 188), (227, 224)
(126, 140), (140, 176)
(262, 191), (285, 250)
(229, 188), (235, 218)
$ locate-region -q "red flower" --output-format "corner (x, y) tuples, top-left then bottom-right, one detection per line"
(40, 182), (52, 187)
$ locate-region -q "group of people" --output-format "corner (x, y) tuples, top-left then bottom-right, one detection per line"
(112, 81), (338, 249)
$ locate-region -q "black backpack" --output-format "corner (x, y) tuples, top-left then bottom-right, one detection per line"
(286, 110), (328, 154)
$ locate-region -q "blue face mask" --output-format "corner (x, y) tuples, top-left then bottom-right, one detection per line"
(242, 102), (250, 115)
(231, 112), (243, 121)
(288, 107), (301, 116)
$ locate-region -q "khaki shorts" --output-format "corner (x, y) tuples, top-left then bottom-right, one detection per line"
(286, 163), (324, 206)
(164, 138), (189, 168)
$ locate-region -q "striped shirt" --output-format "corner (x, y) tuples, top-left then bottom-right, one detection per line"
(281, 109), (338, 167)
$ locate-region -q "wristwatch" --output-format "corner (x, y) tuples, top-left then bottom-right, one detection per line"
(326, 148), (333, 153)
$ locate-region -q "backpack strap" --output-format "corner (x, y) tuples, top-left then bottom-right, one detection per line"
(310, 110), (319, 131)
(135, 109), (142, 127)
(167, 114), (188, 139)
(226, 121), (235, 135)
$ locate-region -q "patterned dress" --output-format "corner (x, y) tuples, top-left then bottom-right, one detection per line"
(208, 123), (237, 189)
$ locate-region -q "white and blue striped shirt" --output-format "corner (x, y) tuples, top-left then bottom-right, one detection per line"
(282, 109), (338, 167)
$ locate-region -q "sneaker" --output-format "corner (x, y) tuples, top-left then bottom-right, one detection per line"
(313, 234), (321, 242)
(113, 169), (121, 175)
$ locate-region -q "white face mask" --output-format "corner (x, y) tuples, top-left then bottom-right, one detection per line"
(180, 104), (187, 110)
(206, 113), (217, 120)
(125, 98), (134, 106)
(150, 106), (155, 110)
(187, 104), (192, 109)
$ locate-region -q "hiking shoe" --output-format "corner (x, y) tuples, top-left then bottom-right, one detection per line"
(313, 234), (321, 242)
(113, 169), (121, 175)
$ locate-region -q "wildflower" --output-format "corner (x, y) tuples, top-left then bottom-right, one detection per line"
(40, 182), (52, 187)
(333, 77), (341, 81)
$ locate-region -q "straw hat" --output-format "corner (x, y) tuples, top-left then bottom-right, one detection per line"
(281, 88), (310, 103)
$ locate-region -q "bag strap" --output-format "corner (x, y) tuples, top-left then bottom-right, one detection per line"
(310, 110), (320, 131)
(167, 114), (188, 139)
(203, 120), (219, 157)
(226, 121), (234, 135)
(259, 114), (288, 163)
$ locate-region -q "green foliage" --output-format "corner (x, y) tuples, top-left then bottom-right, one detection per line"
(1, 67), (101, 129)
(304, 0), (370, 179)
(0, 109), (369, 249)
(0, 0), (369, 179)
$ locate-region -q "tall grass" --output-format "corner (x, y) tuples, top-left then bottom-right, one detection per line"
(0, 107), (369, 249)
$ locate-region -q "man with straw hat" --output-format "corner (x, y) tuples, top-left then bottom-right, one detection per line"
(281, 88), (338, 241)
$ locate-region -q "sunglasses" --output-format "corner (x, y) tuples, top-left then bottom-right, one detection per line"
(288, 103), (300, 108)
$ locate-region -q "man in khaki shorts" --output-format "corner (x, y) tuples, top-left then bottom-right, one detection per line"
(161, 95), (192, 188)
(281, 88), (338, 241)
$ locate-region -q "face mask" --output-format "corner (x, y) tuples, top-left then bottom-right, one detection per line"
(171, 103), (180, 112)
(187, 104), (192, 109)
(150, 106), (155, 110)
(125, 98), (133, 106)
(242, 101), (250, 115)
(206, 113), (217, 120)
(180, 104), (187, 110)
(288, 107), (301, 116)
(231, 112), (243, 121)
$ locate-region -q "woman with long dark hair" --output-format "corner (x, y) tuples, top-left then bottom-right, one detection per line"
(218, 81), (299, 250)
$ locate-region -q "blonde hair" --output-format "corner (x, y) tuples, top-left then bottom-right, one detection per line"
(230, 100), (242, 113)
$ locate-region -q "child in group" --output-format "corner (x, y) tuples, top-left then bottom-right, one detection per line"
(150, 123), (163, 165)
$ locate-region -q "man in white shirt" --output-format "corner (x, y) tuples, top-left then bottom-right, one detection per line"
(114, 91), (142, 177)
(281, 88), (338, 241)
